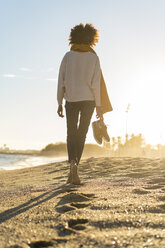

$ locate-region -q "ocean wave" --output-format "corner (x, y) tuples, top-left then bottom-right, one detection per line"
(0, 154), (67, 170)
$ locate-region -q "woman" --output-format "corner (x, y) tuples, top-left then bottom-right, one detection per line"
(57, 23), (112, 185)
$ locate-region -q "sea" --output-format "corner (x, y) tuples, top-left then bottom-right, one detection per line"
(0, 153), (67, 171)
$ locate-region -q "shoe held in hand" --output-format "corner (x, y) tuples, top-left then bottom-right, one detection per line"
(92, 120), (110, 145)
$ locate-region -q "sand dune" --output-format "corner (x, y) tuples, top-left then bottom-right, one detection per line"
(0, 157), (165, 247)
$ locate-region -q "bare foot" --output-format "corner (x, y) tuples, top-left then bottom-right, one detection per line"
(66, 160), (81, 185)
(72, 163), (81, 185)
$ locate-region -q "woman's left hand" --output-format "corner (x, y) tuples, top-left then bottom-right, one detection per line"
(96, 106), (103, 120)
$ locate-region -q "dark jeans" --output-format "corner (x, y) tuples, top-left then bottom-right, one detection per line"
(65, 100), (95, 164)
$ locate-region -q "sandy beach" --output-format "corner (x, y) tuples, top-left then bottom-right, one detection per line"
(0, 157), (165, 248)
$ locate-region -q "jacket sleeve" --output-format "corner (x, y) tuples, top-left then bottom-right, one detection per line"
(91, 56), (101, 106)
(57, 54), (67, 105)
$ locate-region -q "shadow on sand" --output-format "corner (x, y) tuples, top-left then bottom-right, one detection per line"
(0, 184), (78, 224)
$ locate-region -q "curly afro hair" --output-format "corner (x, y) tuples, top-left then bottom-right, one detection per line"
(69, 23), (99, 46)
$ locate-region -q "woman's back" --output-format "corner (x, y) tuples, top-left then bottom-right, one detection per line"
(58, 50), (101, 104)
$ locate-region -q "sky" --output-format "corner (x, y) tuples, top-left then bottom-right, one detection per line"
(0, 0), (165, 150)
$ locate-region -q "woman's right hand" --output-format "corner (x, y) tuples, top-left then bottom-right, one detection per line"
(57, 104), (64, 118)
(96, 106), (103, 120)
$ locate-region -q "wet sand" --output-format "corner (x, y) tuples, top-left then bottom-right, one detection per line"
(0, 157), (165, 247)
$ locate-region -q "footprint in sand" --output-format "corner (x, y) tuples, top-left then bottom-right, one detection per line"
(57, 192), (95, 206)
(28, 240), (54, 248)
(28, 238), (68, 247)
(56, 223), (76, 236)
(148, 204), (165, 214)
(90, 220), (139, 229)
(70, 202), (89, 208)
(9, 245), (23, 248)
(55, 192), (93, 213)
(55, 192), (95, 236)
(132, 188), (150, 194)
(56, 205), (76, 213)
(67, 218), (88, 230)
(90, 205), (114, 210)
(147, 178), (165, 185)
(158, 195), (165, 201)
(56, 218), (89, 236)
(143, 185), (163, 190)
(126, 172), (149, 178)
